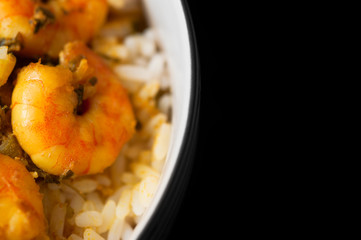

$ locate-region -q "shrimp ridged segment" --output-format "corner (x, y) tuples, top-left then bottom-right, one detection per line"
(0, 154), (48, 240)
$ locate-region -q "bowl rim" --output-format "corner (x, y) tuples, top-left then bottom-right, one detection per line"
(137, 0), (200, 239)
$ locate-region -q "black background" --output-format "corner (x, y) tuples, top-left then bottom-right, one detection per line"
(165, 1), (221, 239)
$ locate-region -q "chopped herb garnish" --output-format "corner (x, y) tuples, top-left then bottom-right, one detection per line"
(41, 55), (59, 66)
(97, 53), (121, 62)
(61, 170), (74, 180)
(135, 121), (142, 130)
(0, 33), (24, 52)
(0, 134), (23, 159)
(32, 21), (42, 34)
(89, 77), (98, 86)
(1, 105), (8, 110)
(74, 85), (84, 115)
(22, 153), (64, 184)
(30, 7), (55, 34)
(68, 55), (85, 72)
(61, 8), (69, 15)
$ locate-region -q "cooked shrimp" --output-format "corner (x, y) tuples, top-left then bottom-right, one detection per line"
(0, 46), (16, 87)
(0, 0), (108, 57)
(0, 154), (48, 240)
(12, 42), (136, 176)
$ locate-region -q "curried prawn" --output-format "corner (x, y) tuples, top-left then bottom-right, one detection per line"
(0, 46), (16, 87)
(0, 0), (108, 57)
(11, 41), (136, 176)
(0, 154), (48, 240)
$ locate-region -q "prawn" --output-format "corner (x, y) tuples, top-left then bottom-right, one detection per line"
(0, 46), (16, 87)
(0, 154), (48, 240)
(11, 41), (136, 176)
(0, 0), (108, 57)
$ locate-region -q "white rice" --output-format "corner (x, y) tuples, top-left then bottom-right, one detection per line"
(68, 234), (84, 240)
(108, 218), (125, 240)
(73, 179), (99, 194)
(114, 65), (152, 83)
(158, 94), (172, 116)
(121, 223), (133, 240)
(49, 203), (67, 238)
(97, 200), (116, 234)
(115, 188), (132, 219)
(148, 54), (165, 80)
(75, 211), (103, 228)
(83, 228), (105, 240)
(69, 192), (85, 214)
(86, 192), (104, 212)
(42, 5), (172, 239)
(95, 175), (112, 187)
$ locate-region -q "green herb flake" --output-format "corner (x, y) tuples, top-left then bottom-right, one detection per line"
(74, 85), (84, 115)
(31, 7), (55, 34)
(0, 33), (24, 52)
(0, 134), (23, 159)
(89, 77), (98, 86)
(68, 55), (85, 72)
(61, 170), (74, 180)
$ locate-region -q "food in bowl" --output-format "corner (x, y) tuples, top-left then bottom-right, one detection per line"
(0, 0), (172, 239)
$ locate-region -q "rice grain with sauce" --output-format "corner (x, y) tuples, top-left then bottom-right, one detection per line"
(42, 1), (172, 239)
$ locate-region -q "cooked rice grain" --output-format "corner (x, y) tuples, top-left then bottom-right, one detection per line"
(138, 176), (159, 208)
(114, 65), (152, 82)
(130, 184), (145, 216)
(70, 192), (85, 214)
(50, 203), (67, 238)
(115, 188), (132, 219)
(73, 179), (99, 194)
(68, 233), (83, 240)
(97, 200), (116, 234)
(83, 228), (105, 240)
(86, 192), (104, 212)
(95, 175), (112, 187)
(108, 218), (125, 240)
(121, 223), (133, 240)
(152, 123), (171, 164)
(148, 54), (165, 79)
(75, 211), (103, 228)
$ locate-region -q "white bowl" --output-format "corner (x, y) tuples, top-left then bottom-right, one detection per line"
(131, 0), (199, 239)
